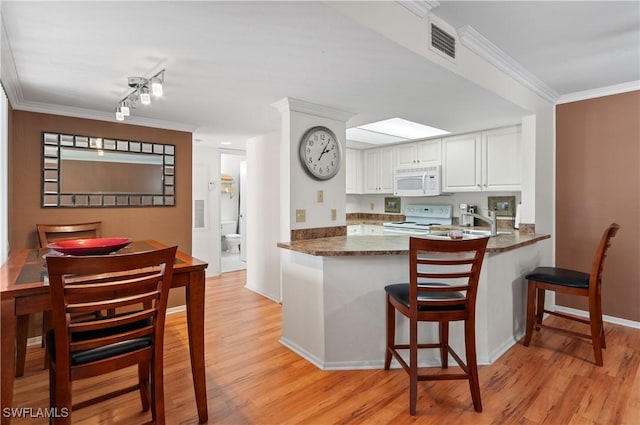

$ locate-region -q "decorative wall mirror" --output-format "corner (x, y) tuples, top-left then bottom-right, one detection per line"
(42, 132), (175, 207)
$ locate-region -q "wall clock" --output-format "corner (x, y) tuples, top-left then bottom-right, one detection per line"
(299, 126), (341, 180)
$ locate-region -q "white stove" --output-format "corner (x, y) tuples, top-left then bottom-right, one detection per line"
(382, 204), (453, 235)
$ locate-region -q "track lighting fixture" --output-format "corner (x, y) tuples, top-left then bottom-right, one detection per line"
(115, 69), (164, 121)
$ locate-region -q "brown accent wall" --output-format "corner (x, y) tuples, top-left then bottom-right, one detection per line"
(556, 91), (640, 321)
(8, 110), (194, 318)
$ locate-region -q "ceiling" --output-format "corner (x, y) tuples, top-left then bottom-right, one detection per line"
(1, 1), (638, 150)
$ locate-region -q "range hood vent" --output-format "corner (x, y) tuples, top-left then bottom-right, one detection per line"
(430, 23), (456, 59)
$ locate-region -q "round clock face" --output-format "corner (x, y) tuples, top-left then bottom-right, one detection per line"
(299, 126), (341, 180)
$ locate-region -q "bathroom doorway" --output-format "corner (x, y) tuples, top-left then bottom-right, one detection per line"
(221, 152), (247, 272)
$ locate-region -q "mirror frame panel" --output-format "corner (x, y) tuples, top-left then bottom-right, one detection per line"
(42, 132), (175, 208)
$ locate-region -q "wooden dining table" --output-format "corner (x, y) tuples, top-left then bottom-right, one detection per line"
(0, 240), (209, 425)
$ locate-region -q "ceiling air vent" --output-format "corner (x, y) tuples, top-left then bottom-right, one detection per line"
(430, 23), (456, 60)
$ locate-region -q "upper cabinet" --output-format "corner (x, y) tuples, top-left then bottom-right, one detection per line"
(442, 133), (482, 192)
(395, 139), (442, 169)
(364, 146), (394, 193)
(482, 126), (522, 191)
(346, 148), (362, 194)
(442, 126), (521, 192)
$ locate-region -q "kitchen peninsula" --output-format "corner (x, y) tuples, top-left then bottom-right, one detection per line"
(277, 229), (550, 370)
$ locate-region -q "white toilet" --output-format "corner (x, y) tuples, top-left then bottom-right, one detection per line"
(221, 220), (241, 253)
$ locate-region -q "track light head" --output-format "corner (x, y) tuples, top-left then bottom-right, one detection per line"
(151, 76), (163, 97)
(120, 100), (130, 116)
(139, 86), (151, 105)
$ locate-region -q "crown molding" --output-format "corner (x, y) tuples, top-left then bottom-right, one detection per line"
(556, 80), (640, 104)
(0, 17), (24, 107)
(457, 25), (559, 104)
(396, 0), (440, 18)
(271, 97), (354, 122)
(14, 100), (197, 133)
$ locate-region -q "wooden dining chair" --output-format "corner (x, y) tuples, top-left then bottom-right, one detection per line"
(31, 222), (105, 364)
(384, 236), (489, 415)
(45, 246), (177, 425)
(37, 221), (103, 248)
(523, 223), (620, 366)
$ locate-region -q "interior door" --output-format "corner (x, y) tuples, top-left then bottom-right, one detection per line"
(239, 161), (247, 262)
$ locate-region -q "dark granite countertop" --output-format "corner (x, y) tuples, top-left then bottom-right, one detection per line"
(277, 230), (550, 256)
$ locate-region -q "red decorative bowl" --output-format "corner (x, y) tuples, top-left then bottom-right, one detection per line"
(48, 237), (132, 256)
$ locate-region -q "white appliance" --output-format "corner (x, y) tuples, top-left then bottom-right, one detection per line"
(393, 165), (442, 197)
(382, 204), (453, 235)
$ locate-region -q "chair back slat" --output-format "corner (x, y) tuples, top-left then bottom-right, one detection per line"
(46, 246), (177, 372)
(66, 291), (159, 315)
(409, 237), (489, 311)
(37, 221), (103, 248)
(69, 309), (155, 333)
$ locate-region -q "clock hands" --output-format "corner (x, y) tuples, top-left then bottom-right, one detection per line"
(318, 142), (332, 161)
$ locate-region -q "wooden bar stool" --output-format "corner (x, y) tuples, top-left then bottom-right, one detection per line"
(523, 223), (620, 366)
(384, 236), (489, 415)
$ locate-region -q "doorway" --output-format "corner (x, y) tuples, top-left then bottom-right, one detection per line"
(221, 153), (247, 273)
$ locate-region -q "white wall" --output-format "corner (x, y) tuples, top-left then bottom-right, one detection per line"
(286, 112), (347, 230)
(192, 144), (221, 277)
(246, 132), (281, 301)
(274, 98), (351, 240)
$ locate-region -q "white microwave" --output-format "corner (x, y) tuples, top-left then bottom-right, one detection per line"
(393, 165), (442, 197)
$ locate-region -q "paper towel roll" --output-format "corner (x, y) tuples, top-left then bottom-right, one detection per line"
(514, 203), (521, 229)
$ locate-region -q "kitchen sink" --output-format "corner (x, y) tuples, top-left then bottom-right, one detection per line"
(425, 229), (511, 240)
(461, 229), (511, 237)
(425, 231), (486, 240)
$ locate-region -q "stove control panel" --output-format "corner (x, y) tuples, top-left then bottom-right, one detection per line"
(404, 204), (452, 219)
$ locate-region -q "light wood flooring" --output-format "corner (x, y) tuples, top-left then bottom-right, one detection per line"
(10, 270), (640, 424)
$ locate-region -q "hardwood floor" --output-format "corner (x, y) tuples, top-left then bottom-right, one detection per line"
(10, 270), (640, 424)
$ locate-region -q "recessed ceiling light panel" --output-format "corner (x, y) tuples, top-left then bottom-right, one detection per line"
(347, 117), (450, 145)
(359, 117), (450, 139)
(346, 128), (406, 144)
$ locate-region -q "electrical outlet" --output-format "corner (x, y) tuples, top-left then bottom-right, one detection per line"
(296, 209), (306, 223)
(370, 203), (375, 211)
(331, 209), (337, 221)
(317, 190), (324, 203)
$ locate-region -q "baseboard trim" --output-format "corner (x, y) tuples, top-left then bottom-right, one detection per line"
(554, 305), (640, 329)
(244, 284), (281, 304)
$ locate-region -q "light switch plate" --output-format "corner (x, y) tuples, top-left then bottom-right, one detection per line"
(317, 190), (324, 203)
(296, 209), (306, 223)
(331, 209), (337, 220)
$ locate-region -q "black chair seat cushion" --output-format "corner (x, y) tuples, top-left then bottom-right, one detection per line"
(385, 283), (465, 311)
(525, 266), (590, 289)
(46, 314), (152, 366)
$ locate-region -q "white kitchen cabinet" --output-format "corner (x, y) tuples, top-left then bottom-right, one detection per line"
(442, 133), (482, 192)
(482, 126), (521, 191)
(345, 148), (362, 194)
(395, 139), (442, 169)
(442, 126), (521, 192)
(364, 147), (394, 193)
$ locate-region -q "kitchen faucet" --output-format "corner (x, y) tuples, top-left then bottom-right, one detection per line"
(461, 210), (497, 236)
